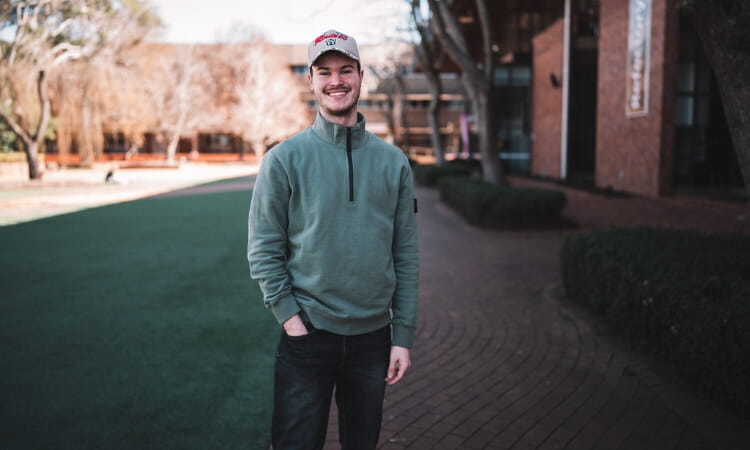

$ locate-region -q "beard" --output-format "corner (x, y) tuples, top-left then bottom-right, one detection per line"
(319, 87), (360, 118)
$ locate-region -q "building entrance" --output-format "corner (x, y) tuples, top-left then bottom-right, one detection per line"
(673, 15), (743, 190)
(566, 0), (599, 186)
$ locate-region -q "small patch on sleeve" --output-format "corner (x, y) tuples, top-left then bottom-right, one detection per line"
(413, 198), (418, 214)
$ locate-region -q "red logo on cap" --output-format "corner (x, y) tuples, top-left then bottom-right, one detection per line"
(314, 32), (349, 45)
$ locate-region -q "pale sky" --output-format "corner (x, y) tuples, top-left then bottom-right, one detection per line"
(148, 0), (411, 44)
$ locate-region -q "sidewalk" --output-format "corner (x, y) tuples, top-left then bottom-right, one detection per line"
(509, 175), (749, 235)
(350, 185), (749, 450)
(0, 162), (259, 226)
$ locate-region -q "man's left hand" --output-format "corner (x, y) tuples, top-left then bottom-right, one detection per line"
(386, 346), (411, 385)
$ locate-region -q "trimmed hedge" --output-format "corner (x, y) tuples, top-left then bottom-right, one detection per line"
(561, 227), (750, 416)
(412, 159), (477, 186)
(437, 175), (568, 228)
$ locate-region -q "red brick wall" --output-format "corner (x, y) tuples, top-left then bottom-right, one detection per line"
(596, 0), (678, 196)
(532, 18), (565, 179)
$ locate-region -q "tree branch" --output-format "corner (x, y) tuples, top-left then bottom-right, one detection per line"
(427, 0), (482, 84)
(475, 0), (494, 81)
(34, 70), (50, 144)
(0, 108), (33, 146)
(431, 0), (471, 57)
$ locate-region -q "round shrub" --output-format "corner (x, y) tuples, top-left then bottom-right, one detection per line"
(412, 160), (474, 186)
(561, 227), (750, 416)
(437, 176), (567, 228)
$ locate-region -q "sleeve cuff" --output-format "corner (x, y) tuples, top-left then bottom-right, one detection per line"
(270, 294), (300, 326)
(392, 324), (415, 348)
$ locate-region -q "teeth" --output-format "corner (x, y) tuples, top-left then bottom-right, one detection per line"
(329, 92), (346, 97)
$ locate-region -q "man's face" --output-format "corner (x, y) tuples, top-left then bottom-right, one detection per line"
(308, 52), (363, 121)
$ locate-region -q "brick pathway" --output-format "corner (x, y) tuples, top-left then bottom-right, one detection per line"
(320, 185), (749, 450)
(509, 176), (749, 235)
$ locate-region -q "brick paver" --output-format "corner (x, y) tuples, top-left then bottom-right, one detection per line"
(509, 176), (749, 235)
(319, 185), (749, 450)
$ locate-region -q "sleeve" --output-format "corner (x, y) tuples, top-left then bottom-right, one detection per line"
(247, 151), (300, 325)
(390, 162), (420, 348)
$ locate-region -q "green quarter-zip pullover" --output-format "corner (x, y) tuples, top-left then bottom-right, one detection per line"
(248, 112), (419, 348)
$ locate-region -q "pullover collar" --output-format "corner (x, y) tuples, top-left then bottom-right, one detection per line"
(311, 112), (367, 149)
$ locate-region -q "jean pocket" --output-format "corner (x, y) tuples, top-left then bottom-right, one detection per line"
(284, 328), (315, 341)
(278, 328), (327, 366)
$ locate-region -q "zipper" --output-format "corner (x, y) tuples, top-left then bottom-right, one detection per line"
(346, 127), (354, 202)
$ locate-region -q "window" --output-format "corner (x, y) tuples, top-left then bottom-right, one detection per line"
(290, 65), (308, 76)
(104, 132), (127, 153)
(672, 15), (741, 188)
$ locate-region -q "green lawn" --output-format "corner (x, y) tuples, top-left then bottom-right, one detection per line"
(0, 177), (277, 450)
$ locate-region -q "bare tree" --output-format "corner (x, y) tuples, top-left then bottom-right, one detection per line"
(367, 45), (412, 151)
(0, 0), (160, 178)
(49, 1), (160, 165)
(52, 62), (106, 164)
(680, 0), (750, 199)
(410, 0), (445, 164)
(364, 40), (416, 154)
(52, 47), (157, 164)
(140, 44), (212, 164)
(426, 0), (503, 184)
(208, 25), (309, 156)
(99, 47), (159, 159)
(223, 41), (308, 156)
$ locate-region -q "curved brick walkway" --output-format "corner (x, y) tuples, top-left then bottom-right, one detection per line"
(321, 185), (748, 450)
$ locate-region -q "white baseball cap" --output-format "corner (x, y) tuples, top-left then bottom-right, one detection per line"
(308, 30), (360, 67)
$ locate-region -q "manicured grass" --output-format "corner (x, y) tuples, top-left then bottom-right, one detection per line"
(0, 178), (277, 450)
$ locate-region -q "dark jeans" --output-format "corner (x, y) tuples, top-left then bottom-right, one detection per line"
(271, 324), (391, 450)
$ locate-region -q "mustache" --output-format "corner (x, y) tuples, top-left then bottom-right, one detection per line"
(324, 86), (351, 94)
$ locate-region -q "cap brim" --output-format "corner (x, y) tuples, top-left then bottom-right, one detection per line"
(309, 48), (360, 67)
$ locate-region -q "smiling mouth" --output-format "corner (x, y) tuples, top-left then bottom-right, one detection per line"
(326, 89), (349, 97)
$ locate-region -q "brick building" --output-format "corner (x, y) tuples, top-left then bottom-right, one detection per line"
(535, 0), (742, 197)
(89, 41), (466, 163)
(277, 42), (467, 160)
(450, 0), (743, 198)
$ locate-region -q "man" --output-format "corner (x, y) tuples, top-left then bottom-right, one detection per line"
(247, 30), (419, 450)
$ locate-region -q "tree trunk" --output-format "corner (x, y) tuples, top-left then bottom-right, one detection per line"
(396, 75), (410, 153)
(0, 112), (43, 179)
(79, 98), (93, 166)
(166, 132), (180, 164)
(684, 0), (750, 199)
(461, 72), (503, 184)
(473, 92), (503, 185)
(423, 56), (444, 164)
(0, 70), (49, 179)
(427, 0), (504, 184)
(384, 97), (397, 144)
(251, 140), (266, 157)
(427, 96), (445, 165)
(411, 0), (444, 164)
(393, 94), (404, 149)
(24, 140), (43, 179)
(166, 112), (187, 164)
